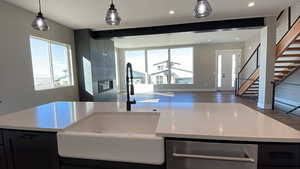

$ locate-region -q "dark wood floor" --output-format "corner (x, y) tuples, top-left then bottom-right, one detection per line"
(132, 91), (300, 131)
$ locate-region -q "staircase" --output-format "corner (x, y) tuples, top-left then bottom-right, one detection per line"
(236, 18), (300, 96)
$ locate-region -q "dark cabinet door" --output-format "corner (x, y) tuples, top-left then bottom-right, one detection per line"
(0, 147), (7, 169)
(3, 130), (59, 169)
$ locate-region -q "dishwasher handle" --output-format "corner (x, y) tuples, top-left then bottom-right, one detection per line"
(173, 153), (255, 163)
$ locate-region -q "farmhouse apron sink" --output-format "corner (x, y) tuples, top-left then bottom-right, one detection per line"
(57, 112), (164, 165)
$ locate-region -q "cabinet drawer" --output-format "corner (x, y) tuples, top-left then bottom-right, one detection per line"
(258, 144), (300, 167)
(166, 140), (258, 169)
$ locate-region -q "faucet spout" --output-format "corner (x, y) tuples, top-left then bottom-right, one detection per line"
(126, 63), (136, 111)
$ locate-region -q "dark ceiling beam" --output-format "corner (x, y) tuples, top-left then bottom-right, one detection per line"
(91, 17), (265, 39)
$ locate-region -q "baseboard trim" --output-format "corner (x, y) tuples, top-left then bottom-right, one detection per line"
(153, 88), (217, 92)
(257, 102), (273, 109)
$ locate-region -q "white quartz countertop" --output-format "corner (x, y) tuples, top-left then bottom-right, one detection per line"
(0, 101), (300, 143)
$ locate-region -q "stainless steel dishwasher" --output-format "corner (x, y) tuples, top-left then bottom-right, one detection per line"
(166, 140), (258, 169)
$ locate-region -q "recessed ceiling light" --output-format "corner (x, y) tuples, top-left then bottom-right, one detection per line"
(248, 2), (255, 7)
(235, 37), (240, 40)
(169, 10), (175, 15)
(208, 39), (211, 42)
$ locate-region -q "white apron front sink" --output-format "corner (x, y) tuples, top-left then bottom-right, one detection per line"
(57, 112), (164, 165)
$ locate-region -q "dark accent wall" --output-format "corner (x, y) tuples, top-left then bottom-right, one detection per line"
(74, 29), (94, 101)
(90, 38), (117, 101)
(75, 29), (117, 101)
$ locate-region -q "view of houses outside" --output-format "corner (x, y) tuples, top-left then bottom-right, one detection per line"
(125, 47), (193, 86)
(147, 49), (169, 84)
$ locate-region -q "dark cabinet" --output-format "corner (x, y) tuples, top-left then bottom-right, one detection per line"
(61, 157), (165, 169)
(258, 144), (300, 168)
(0, 147), (7, 169)
(3, 130), (59, 169)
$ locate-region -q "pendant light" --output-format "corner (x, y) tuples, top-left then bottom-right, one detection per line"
(194, 0), (212, 18)
(105, 0), (121, 26)
(32, 0), (49, 31)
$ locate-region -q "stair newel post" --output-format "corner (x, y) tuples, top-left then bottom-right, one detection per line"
(235, 78), (238, 96)
(256, 45), (260, 69)
(238, 77), (240, 95)
(271, 81), (276, 110)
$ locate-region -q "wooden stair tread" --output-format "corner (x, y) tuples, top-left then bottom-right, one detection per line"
(275, 70), (291, 73)
(280, 54), (300, 57)
(247, 88), (258, 90)
(274, 74), (286, 77)
(275, 65), (300, 68)
(286, 47), (300, 51)
(293, 40), (300, 44)
(242, 94), (258, 96)
(275, 60), (300, 63)
(245, 90), (258, 92)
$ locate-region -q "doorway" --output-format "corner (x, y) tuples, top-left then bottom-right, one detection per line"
(216, 50), (241, 91)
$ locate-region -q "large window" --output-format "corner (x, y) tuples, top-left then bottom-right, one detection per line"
(125, 50), (146, 84)
(30, 36), (73, 90)
(124, 47), (194, 85)
(170, 47), (193, 84)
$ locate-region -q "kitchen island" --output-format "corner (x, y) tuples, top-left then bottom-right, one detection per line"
(0, 101), (299, 169)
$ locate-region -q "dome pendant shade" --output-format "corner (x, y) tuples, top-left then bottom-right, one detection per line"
(32, 12), (49, 31)
(105, 2), (121, 26)
(194, 0), (212, 18)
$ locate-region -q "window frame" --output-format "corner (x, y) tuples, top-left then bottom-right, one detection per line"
(29, 36), (74, 91)
(124, 46), (194, 85)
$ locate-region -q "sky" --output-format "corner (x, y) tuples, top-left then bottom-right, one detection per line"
(30, 38), (69, 79)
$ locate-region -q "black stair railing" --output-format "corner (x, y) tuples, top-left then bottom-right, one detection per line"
(235, 43), (261, 96)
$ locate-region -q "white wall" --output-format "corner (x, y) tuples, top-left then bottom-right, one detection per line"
(116, 42), (244, 92)
(240, 33), (261, 79)
(0, 2), (78, 114)
(257, 17), (276, 110)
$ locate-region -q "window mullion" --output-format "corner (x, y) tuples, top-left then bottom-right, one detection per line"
(66, 46), (73, 85)
(145, 50), (149, 84)
(48, 41), (55, 88)
(168, 48), (171, 84)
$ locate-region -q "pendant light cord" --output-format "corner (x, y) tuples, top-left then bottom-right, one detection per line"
(39, 0), (41, 13)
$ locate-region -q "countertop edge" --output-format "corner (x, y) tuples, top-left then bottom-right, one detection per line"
(156, 133), (300, 143)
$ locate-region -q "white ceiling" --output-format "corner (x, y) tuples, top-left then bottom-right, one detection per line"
(114, 29), (261, 48)
(4, 0), (293, 31)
